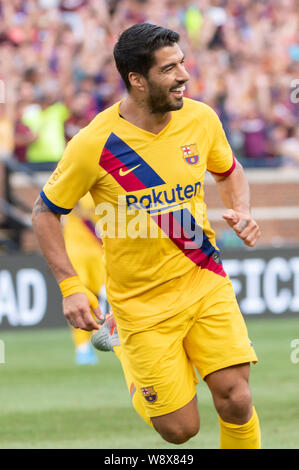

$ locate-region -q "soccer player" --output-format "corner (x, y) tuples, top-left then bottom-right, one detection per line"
(63, 193), (107, 365)
(32, 23), (261, 448)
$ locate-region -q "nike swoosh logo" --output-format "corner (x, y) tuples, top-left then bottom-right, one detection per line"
(119, 164), (141, 176)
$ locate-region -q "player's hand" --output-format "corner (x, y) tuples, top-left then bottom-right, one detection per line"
(63, 293), (104, 331)
(222, 209), (261, 247)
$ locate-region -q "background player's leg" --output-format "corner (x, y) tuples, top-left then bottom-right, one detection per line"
(72, 327), (91, 349)
(205, 364), (261, 449)
(72, 327), (98, 365)
(71, 322), (99, 364)
(70, 267), (99, 365)
(67, 249), (103, 365)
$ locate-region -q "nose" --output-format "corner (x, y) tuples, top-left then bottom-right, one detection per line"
(177, 64), (190, 83)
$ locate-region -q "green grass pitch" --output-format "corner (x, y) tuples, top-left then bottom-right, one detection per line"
(0, 317), (298, 449)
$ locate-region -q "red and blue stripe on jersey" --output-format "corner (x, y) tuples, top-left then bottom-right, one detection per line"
(100, 133), (165, 191)
(100, 133), (226, 277)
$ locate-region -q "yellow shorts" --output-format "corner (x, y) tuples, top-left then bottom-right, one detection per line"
(119, 277), (258, 418)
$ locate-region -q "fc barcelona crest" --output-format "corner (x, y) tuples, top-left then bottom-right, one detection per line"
(141, 386), (158, 403)
(182, 144), (199, 166)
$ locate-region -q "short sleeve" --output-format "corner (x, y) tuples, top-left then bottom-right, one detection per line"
(41, 132), (101, 214)
(206, 108), (235, 176)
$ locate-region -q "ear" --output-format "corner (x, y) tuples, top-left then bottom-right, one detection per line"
(128, 72), (146, 92)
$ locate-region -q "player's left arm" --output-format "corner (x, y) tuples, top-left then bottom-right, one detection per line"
(211, 159), (261, 247)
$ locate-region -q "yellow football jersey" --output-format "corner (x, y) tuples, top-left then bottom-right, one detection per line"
(42, 98), (235, 329)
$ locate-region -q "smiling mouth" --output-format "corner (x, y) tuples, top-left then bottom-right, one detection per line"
(170, 84), (186, 98)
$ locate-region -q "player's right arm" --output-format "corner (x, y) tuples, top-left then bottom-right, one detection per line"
(32, 196), (75, 282)
(32, 130), (104, 330)
(32, 196), (102, 331)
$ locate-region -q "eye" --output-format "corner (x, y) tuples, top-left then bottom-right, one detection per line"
(164, 66), (174, 73)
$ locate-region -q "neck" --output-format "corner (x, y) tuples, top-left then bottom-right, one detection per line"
(119, 96), (172, 135)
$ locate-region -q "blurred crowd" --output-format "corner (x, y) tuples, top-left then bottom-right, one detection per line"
(0, 0), (298, 166)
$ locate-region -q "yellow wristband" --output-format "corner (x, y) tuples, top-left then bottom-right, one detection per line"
(59, 276), (99, 310)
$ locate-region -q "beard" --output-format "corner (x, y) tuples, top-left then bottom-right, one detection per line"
(146, 79), (184, 114)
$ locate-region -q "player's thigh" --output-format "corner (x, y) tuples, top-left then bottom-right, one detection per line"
(183, 279), (258, 380)
(151, 394), (199, 442)
(121, 313), (199, 420)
